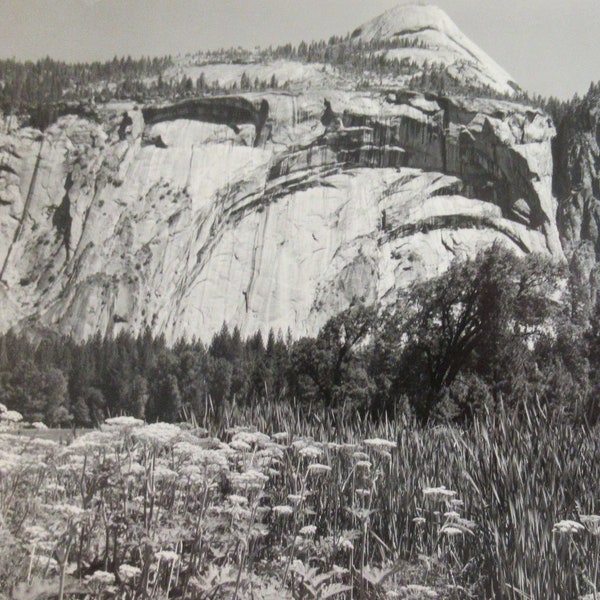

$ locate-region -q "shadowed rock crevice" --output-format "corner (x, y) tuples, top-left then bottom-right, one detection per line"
(52, 173), (73, 261)
(142, 97), (269, 147)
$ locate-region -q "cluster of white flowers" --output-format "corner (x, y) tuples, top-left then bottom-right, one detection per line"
(85, 570), (116, 588)
(134, 422), (181, 446)
(118, 564), (141, 581)
(553, 520), (585, 534)
(231, 429), (271, 448)
(156, 550), (179, 563)
(423, 485), (457, 500)
(0, 409), (23, 423)
(307, 463), (331, 474)
(298, 445), (323, 460)
(272, 504), (294, 516)
(299, 524), (317, 537)
(103, 416), (144, 428)
(363, 438), (396, 450)
(230, 468), (269, 492)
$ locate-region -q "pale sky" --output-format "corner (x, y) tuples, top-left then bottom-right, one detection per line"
(0, 0), (597, 100)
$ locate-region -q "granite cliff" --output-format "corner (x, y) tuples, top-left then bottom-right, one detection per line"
(0, 4), (566, 342)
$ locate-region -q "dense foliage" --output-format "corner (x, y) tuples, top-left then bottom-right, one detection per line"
(0, 34), (568, 127)
(0, 396), (598, 598)
(0, 246), (597, 428)
(0, 56), (173, 115)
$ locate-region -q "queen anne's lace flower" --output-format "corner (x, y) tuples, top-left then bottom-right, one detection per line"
(441, 525), (464, 536)
(229, 439), (252, 452)
(423, 485), (457, 500)
(553, 520), (585, 534)
(228, 494), (249, 505)
(104, 416), (144, 428)
(273, 504), (294, 516)
(363, 438), (396, 450)
(299, 525), (317, 537)
(118, 564), (141, 581)
(134, 423), (181, 445)
(156, 550), (180, 563)
(299, 445), (323, 459)
(352, 451), (370, 461)
(85, 570), (116, 587)
(232, 430), (271, 448)
(230, 469), (269, 491)
(0, 410), (22, 423)
(307, 463), (331, 474)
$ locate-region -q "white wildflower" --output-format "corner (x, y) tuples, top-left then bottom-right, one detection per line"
(299, 445), (323, 459)
(363, 438), (396, 450)
(299, 525), (317, 537)
(273, 504), (294, 516)
(230, 469), (269, 491)
(29, 438), (59, 450)
(118, 564), (141, 581)
(134, 422), (181, 445)
(444, 511), (461, 520)
(356, 488), (370, 498)
(352, 451), (370, 461)
(579, 514), (600, 535)
(553, 520), (585, 534)
(339, 537), (354, 552)
(232, 430), (271, 448)
(122, 462), (146, 477)
(413, 516), (426, 525)
(152, 464), (178, 481)
(441, 525), (464, 537)
(257, 445), (285, 460)
(0, 403), (6, 413)
(32, 422), (48, 430)
(229, 440), (252, 452)
(25, 525), (49, 542)
(272, 431), (289, 442)
(174, 443), (230, 474)
(43, 483), (66, 493)
(228, 494), (249, 505)
(423, 485), (457, 500)
(307, 463), (331, 474)
(68, 430), (117, 451)
(1, 410), (22, 423)
(85, 570), (116, 587)
(52, 503), (87, 522)
(103, 416), (144, 428)
(156, 550), (179, 563)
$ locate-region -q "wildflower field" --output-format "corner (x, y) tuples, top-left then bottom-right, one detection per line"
(0, 400), (598, 599)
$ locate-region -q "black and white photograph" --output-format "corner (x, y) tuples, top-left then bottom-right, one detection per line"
(0, 1), (598, 597)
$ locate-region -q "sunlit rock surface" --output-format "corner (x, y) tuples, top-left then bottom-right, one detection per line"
(350, 3), (519, 95)
(0, 87), (561, 342)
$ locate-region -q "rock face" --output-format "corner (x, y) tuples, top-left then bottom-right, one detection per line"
(350, 3), (519, 95)
(555, 97), (600, 258)
(552, 94), (600, 301)
(0, 87), (561, 343)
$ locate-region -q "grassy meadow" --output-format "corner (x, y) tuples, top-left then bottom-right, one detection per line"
(0, 399), (598, 599)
